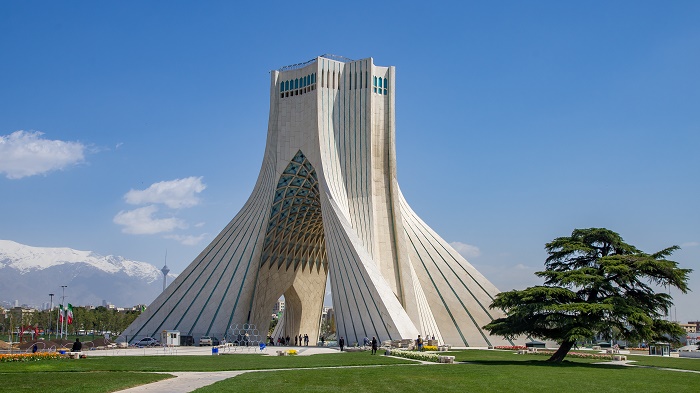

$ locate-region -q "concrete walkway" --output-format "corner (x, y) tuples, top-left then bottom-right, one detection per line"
(592, 359), (700, 374)
(118, 371), (248, 393)
(115, 360), (428, 393)
(92, 345), (340, 357)
(108, 346), (433, 393)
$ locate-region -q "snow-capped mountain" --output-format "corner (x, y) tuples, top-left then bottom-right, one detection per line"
(0, 240), (177, 308)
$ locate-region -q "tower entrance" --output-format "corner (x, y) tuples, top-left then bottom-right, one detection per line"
(248, 151), (328, 342)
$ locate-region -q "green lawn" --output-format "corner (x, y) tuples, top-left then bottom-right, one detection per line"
(2, 349), (699, 393)
(0, 352), (411, 373)
(626, 354), (700, 371)
(195, 361), (700, 393)
(0, 372), (171, 393)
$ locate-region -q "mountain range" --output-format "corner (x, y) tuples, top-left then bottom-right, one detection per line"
(0, 240), (176, 309)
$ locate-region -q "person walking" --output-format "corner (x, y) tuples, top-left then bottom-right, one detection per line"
(371, 336), (378, 355)
(294, 336), (298, 346)
(416, 335), (423, 352)
(339, 336), (345, 352)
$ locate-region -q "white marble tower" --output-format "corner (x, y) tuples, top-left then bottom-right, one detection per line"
(121, 55), (514, 347)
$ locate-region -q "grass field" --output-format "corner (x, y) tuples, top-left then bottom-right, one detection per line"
(1, 349), (698, 393)
(0, 372), (171, 393)
(195, 361), (700, 393)
(195, 350), (700, 393)
(0, 352), (411, 373)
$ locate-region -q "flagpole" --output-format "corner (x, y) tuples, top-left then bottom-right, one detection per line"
(60, 285), (67, 339)
(55, 305), (60, 340)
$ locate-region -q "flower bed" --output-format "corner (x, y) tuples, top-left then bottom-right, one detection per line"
(531, 350), (613, 360)
(423, 345), (438, 351)
(494, 346), (527, 350)
(0, 352), (66, 363)
(387, 349), (440, 362)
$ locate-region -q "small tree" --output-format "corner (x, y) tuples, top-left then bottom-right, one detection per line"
(484, 228), (691, 362)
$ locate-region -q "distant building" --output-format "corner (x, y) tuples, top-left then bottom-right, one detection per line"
(10, 307), (37, 325)
(273, 298), (285, 314)
(680, 323), (697, 334)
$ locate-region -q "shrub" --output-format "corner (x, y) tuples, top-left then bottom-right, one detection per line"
(388, 349), (439, 362)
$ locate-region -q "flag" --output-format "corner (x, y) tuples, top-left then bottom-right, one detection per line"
(67, 304), (74, 325)
(59, 305), (64, 323)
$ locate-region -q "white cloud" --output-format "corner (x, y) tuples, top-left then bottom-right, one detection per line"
(449, 241), (482, 258)
(113, 205), (187, 235)
(0, 130), (86, 179)
(681, 241), (699, 248)
(164, 233), (207, 246)
(194, 222), (205, 228)
(124, 177), (206, 208)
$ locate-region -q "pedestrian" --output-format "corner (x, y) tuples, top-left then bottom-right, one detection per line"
(339, 336), (345, 352)
(286, 336), (290, 345)
(294, 336), (298, 346)
(304, 334), (309, 346)
(321, 335), (325, 346)
(371, 336), (378, 355)
(416, 335), (423, 352)
(32, 343), (38, 353)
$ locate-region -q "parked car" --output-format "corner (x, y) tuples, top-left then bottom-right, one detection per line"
(136, 337), (159, 347)
(211, 337), (220, 346)
(199, 336), (213, 346)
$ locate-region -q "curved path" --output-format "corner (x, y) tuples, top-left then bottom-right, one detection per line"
(113, 346), (439, 393)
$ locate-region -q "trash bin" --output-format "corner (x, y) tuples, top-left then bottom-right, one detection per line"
(212, 347), (219, 355)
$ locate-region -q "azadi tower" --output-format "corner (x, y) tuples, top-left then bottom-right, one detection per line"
(122, 55), (514, 347)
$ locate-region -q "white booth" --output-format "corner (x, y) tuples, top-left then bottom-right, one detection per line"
(161, 330), (180, 346)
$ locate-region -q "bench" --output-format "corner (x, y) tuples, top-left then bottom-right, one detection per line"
(612, 355), (627, 361)
(438, 355), (455, 364)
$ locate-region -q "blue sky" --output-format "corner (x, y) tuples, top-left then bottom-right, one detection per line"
(1, 1), (698, 322)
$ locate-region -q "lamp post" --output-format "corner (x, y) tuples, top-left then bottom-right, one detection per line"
(49, 293), (54, 339)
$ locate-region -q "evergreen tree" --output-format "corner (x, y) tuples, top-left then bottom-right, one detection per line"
(484, 228), (691, 362)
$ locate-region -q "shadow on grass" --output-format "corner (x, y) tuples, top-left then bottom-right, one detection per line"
(462, 359), (629, 370)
